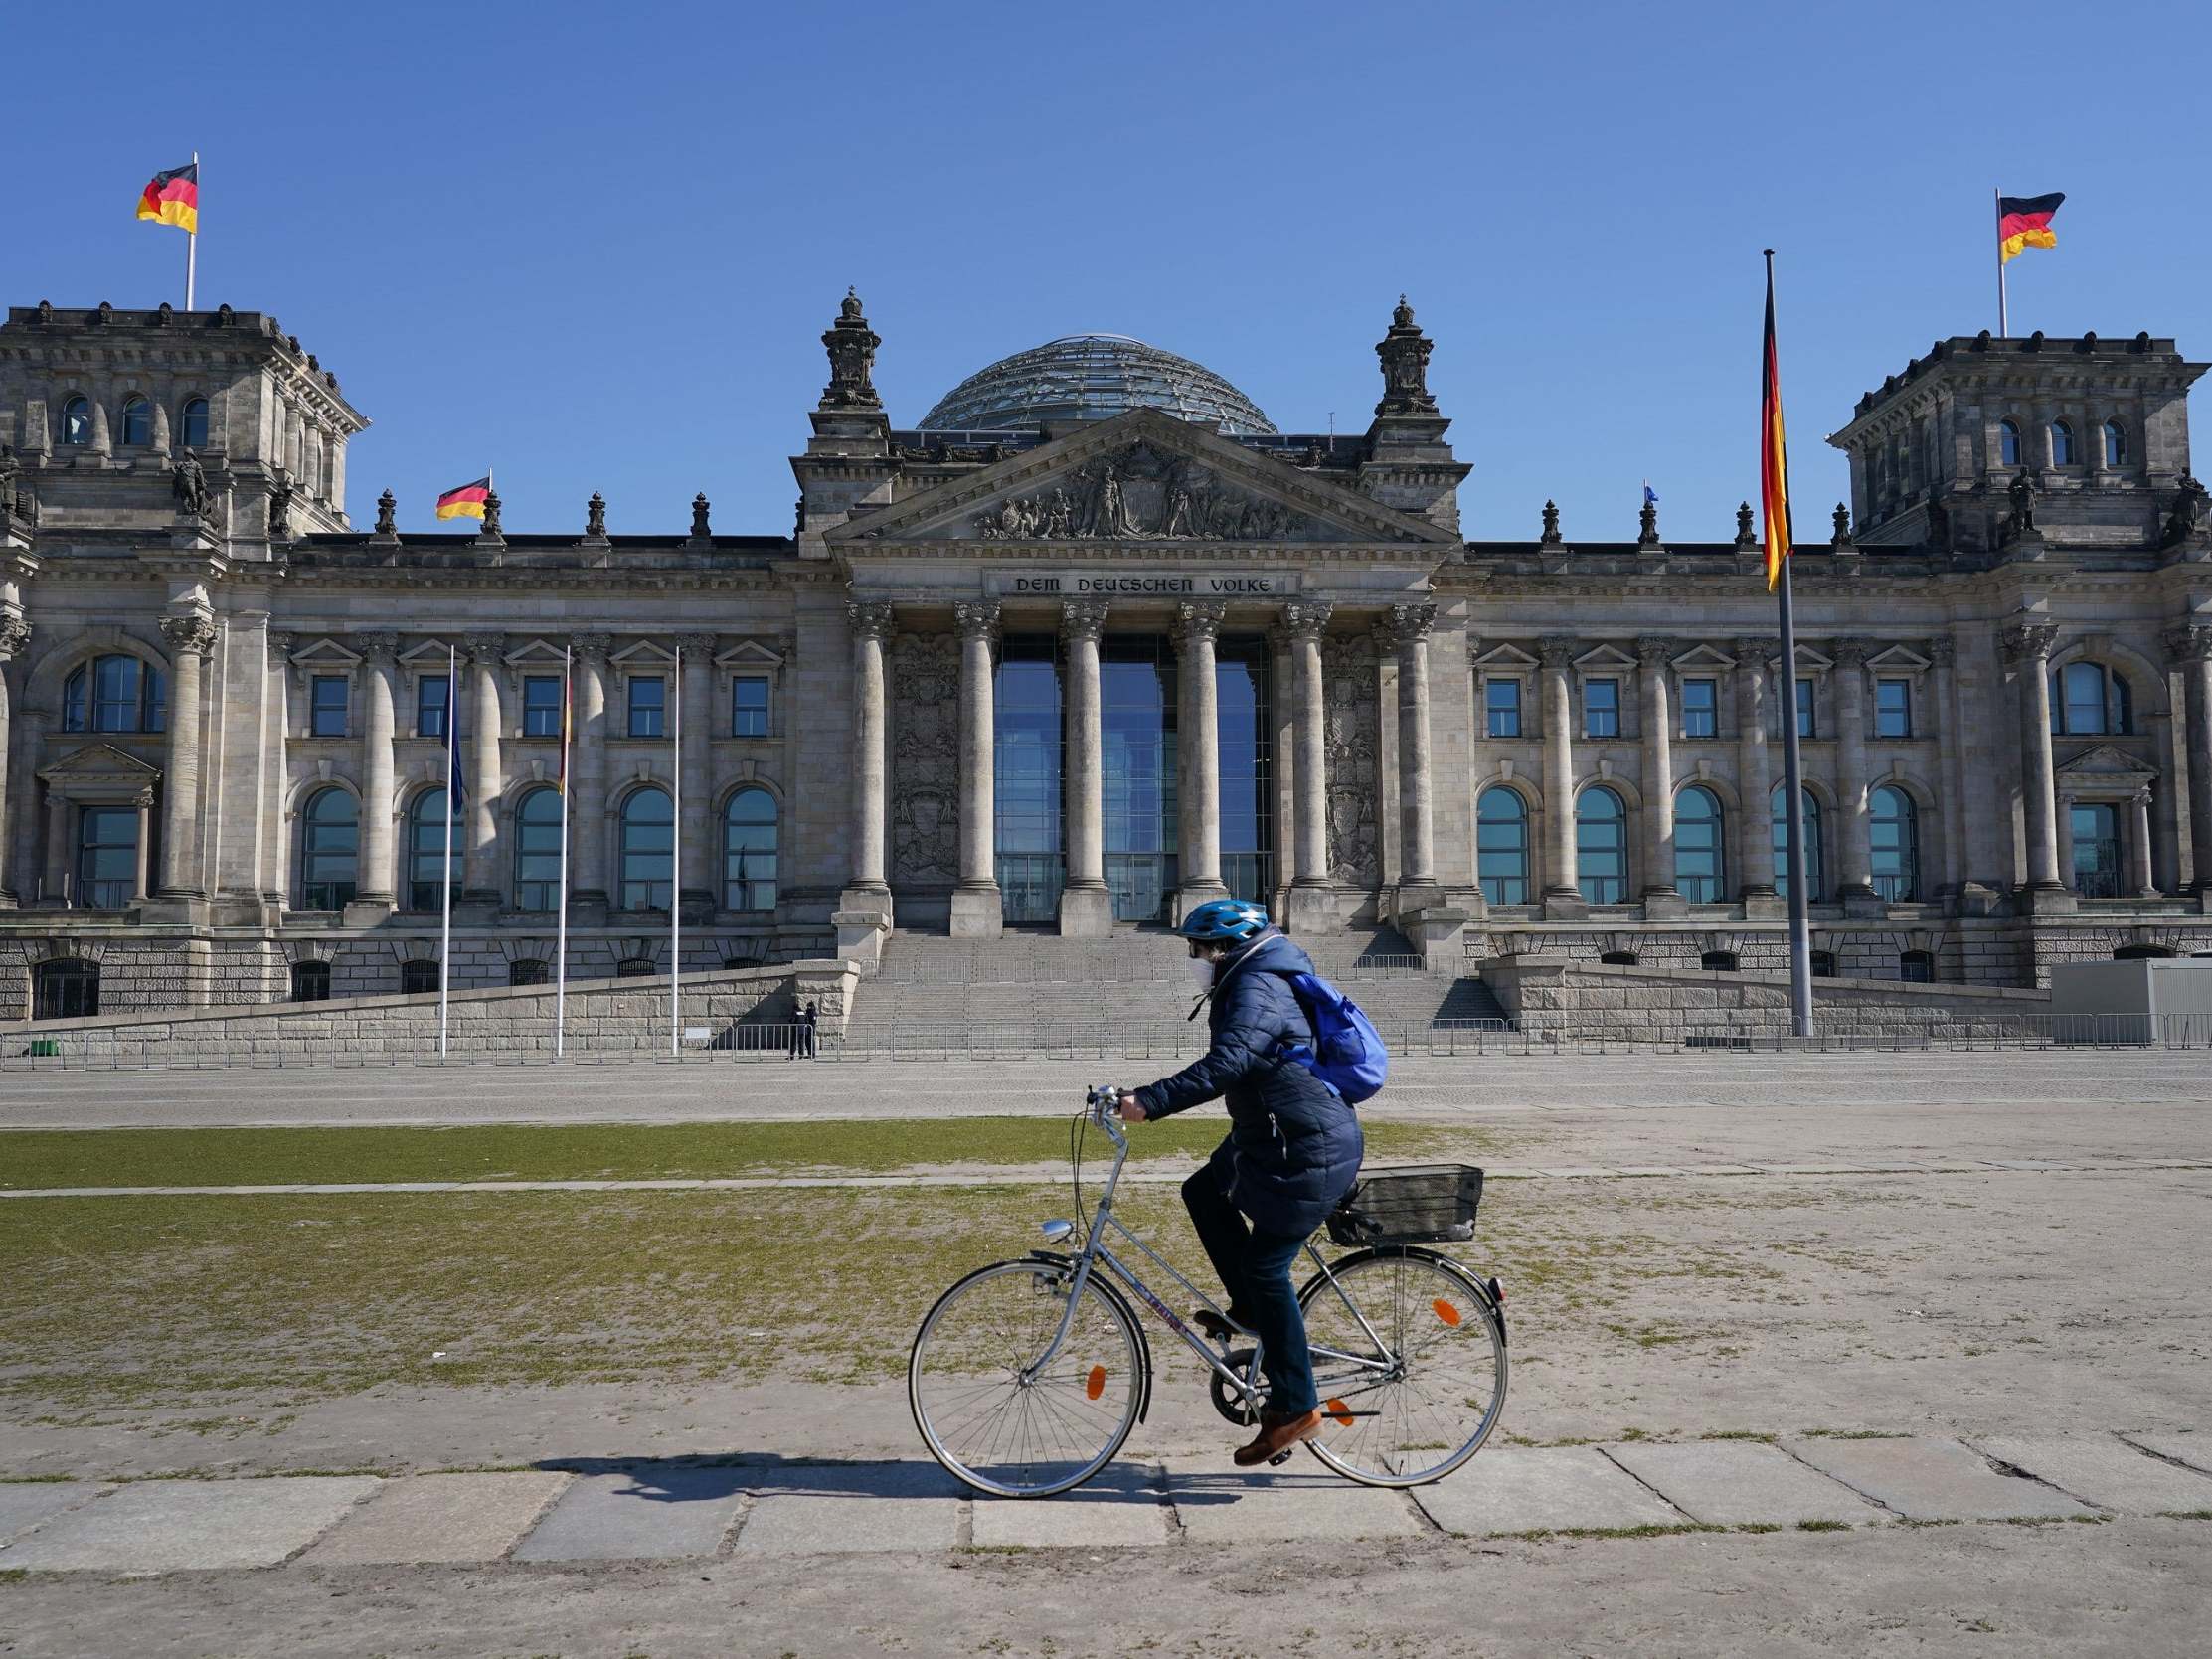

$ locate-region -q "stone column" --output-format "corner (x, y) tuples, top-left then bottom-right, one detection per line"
(676, 633), (715, 909)
(1059, 599), (1112, 936)
(356, 632), (399, 908)
(462, 632), (505, 904)
(1733, 639), (1776, 898)
(1176, 599), (1227, 911)
(949, 599), (1002, 938)
(132, 794), (153, 901)
(0, 615), (26, 906)
(843, 603), (895, 900)
(1538, 635), (1579, 900)
(2055, 789), (2078, 891)
(1635, 636), (1676, 898)
(1929, 637), (1968, 896)
(570, 634), (611, 906)
(1387, 602), (1438, 891)
(2002, 622), (2064, 893)
(156, 611), (216, 897)
(1832, 638), (1876, 902)
(263, 633), (292, 908)
(44, 791), (67, 902)
(1283, 600), (1335, 934)
(2170, 626), (2212, 892)
(11, 707), (48, 906)
(2130, 789), (2157, 897)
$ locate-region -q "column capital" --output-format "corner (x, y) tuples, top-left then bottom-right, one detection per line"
(2164, 624), (2212, 665)
(846, 599), (898, 643)
(267, 631), (293, 666)
(1279, 599), (1332, 644)
(356, 630), (400, 664)
(1537, 634), (1578, 670)
(1174, 599), (1227, 648)
(1732, 636), (1772, 666)
(1999, 621), (2060, 666)
(2132, 786), (2154, 808)
(0, 614), (29, 661)
(158, 611), (218, 658)
(571, 631), (612, 664)
(1830, 636), (1872, 670)
(953, 599), (1001, 642)
(1061, 598), (1111, 644)
(1928, 635), (1957, 668)
(673, 631), (717, 660)
(463, 631), (506, 666)
(1634, 634), (1672, 669)
(1376, 601), (1436, 654)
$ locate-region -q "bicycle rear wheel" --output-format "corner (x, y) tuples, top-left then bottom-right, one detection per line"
(1297, 1248), (1507, 1487)
(910, 1257), (1143, 1498)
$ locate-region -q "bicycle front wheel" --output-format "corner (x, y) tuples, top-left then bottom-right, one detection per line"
(1297, 1248), (1508, 1487)
(909, 1257), (1144, 1498)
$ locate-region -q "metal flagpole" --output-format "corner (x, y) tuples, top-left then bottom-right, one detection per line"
(1776, 557), (1814, 1038)
(185, 152), (198, 311)
(439, 642), (456, 1059)
(670, 653), (681, 1057)
(1994, 187), (2008, 339)
(555, 644), (572, 1061)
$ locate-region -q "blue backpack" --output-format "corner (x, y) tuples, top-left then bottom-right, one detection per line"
(1274, 971), (1389, 1105)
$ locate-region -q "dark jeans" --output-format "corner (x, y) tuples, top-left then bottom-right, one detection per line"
(1182, 1159), (1317, 1417)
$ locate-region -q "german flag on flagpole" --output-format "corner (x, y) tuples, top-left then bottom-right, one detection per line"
(1998, 192), (2065, 264)
(134, 162), (199, 233)
(434, 476), (491, 522)
(1760, 256), (1793, 592)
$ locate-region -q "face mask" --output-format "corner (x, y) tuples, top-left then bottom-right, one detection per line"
(1185, 956), (1218, 993)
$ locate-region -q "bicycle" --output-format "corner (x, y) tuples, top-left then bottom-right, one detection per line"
(909, 1084), (1509, 1498)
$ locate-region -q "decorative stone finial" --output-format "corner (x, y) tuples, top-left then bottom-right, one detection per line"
(1735, 501), (1756, 548)
(585, 491), (606, 538)
(1539, 500), (1562, 546)
(480, 488), (503, 538)
(1637, 492), (1660, 547)
(1393, 293), (1414, 329)
(373, 489), (398, 537)
(1831, 502), (1853, 548)
(820, 288), (882, 411)
(1374, 295), (1437, 417)
(690, 492), (712, 539)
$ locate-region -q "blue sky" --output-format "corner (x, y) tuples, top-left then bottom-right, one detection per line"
(11, 0), (2207, 540)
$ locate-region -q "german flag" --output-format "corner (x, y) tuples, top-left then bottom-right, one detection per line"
(1760, 260), (1793, 592)
(1998, 192), (2064, 264)
(134, 162), (199, 234)
(434, 476), (491, 521)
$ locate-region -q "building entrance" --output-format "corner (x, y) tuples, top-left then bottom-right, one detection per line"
(995, 637), (1064, 924)
(1103, 636), (1177, 922)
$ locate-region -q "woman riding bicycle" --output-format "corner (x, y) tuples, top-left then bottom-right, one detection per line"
(1117, 898), (1364, 1466)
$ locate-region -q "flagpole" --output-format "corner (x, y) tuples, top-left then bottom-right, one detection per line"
(439, 642), (456, 1060)
(555, 644), (572, 1061)
(670, 654), (682, 1058)
(1765, 249), (1814, 1041)
(1994, 187), (2008, 340)
(185, 152), (198, 311)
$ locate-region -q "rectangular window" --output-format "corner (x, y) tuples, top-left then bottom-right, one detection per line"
(1485, 678), (1522, 739)
(732, 676), (770, 738)
(523, 675), (563, 738)
(417, 675), (449, 739)
(1583, 678), (1618, 739)
(1681, 678), (1718, 739)
(627, 675), (665, 738)
(310, 675), (348, 738)
(1876, 678), (1912, 738)
(1796, 678), (1816, 739)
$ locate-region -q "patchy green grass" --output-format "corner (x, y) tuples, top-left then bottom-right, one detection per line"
(1699, 1430), (1779, 1444)
(1487, 1523), (1724, 1542)
(1795, 1519), (1852, 1532)
(2158, 1508), (2212, 1521)
(1801, 1428), (1908, 1440)
(0, 1472), (75, 1483)
(0, 1117), (1480, 1190)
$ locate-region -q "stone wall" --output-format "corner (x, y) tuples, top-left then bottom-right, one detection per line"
(0, 959), (860, 1065)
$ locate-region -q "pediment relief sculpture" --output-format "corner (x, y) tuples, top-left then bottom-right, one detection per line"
(965, 442), (1351, 544)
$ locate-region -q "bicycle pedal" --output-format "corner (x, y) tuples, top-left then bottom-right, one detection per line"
(1266, 1448), (1294, 1467)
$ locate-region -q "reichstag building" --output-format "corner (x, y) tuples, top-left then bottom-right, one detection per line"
(1, 289), (2209, 1019)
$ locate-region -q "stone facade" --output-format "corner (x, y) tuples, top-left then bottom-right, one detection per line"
(2, 297), (2211, 1022)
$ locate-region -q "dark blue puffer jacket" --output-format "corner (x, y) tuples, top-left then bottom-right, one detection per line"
(1133, 931), (1364, 1237)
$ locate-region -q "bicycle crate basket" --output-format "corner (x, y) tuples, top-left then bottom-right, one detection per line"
(1325, 1163), (1484, 1247)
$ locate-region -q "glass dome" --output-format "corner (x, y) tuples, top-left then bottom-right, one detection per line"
(919, 334), (1276, 436)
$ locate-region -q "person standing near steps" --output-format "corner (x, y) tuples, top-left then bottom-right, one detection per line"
(1116, 899), (1364, 1467)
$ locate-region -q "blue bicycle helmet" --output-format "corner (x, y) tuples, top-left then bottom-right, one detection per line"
(1176, 898), (1271, 943)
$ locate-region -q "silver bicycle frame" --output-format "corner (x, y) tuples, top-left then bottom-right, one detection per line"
(1022, 1093), (1398, 1412)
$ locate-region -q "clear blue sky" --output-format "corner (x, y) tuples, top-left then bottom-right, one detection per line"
(12, 0), (2207, 540)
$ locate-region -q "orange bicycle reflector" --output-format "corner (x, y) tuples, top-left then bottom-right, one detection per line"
(1432, 1299), (1461, 1327)
(1085, 1365), (1106, 1400)
(1324, 1399), (1354, 1426)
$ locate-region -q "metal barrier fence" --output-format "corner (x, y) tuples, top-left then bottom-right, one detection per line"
(0, 1022), (830, 1073)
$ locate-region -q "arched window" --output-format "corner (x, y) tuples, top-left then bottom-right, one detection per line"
(119, 395), (152, 447)
(290, 960), (331, 1002)
(724, 787), (778, 912)
(406, 788), (458, 911)
(2103, 420), (2127, 468)
(1899, 949), (1935, 982)
(178, 397), (209, 450)
(76, 807), (139, 908)
(1576, 786), (1628, 905)
(2051, 662), (2132, 735)
(2070, 801), (2123, 898)
(2114, 943), (2176, 960)
(1475, 787), (1530, 905)
(33, 958), (99, 1021)
(400, 959), (440, 996)
(1773, 786), (1823, 902)
(1810, 949), (1837, 978)
(61, 396), (92, 446)
(297, 787), (359, 911)
(620, 786), (674, 911)
(512, 786), (563, 911)
(1700, 950), (1739, 972)
(1869, 786), (1920, 903)
(1998, 419), (2021, 467)
(616, 956), (656, 978)
(63, 654), (166, 733)
(2049, 419), (2075, 466)
(508, 958), (550, 987)
(1599, 950), (1638, 966)
(1674, 785), (1725, 902)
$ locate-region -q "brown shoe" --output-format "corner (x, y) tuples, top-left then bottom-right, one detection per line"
(1234, 1408), (1325, 1467)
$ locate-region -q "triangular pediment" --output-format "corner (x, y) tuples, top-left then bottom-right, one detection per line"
(2057, 743), (2157, 785)
(1670, 643), (1738, 672)
(1474, 642), (1540, 671)
(289, 636), (361, 667)
(715, 640), (785, 669)
(1573, 644), (1638, 672)
(828, 408), (1450, 550)
(503, 637), (570, 666)
(39, 741), (162, 797)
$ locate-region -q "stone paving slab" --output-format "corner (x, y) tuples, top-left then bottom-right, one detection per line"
(1410, 1446), (1684, 1537)
(969, 1462), (1169, 1548)
(0, 1481), (107, 1545)
(1605, 1440), (1881, 1527)
(0, 1476), (380, 1573)
(2127, 1433), (2212, 1477)
(511, 1464), (748, 1562)
(302, 1471), (572, 1565)
(1976, 1436), (2212, 1514)
(1163, 1456), (1426, 1544)
(1786, 1436), (2094, 1522)
(734, 1460), (963, 1555)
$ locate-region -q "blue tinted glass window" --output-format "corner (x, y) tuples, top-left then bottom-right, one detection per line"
(523, 676), (563, 738)
(1576, 786), (1627, 905)
(725, 787), (778, 911)
(513, 787), (563, 910)
(417, 675), (449, 738)
(620, 786), (673, 909)
(310, 675), (349, 738)
(732, 677), (770, 738)
(1583, 678), (1618, 738)
(1486, 678), (1521, 738)
(627, 675), (665, 738)
(1674, 785), (1724, 901)
(1681, 679), (1718, 738)
(1477, 787), (1529, 905)
(1876, 679), (1911, 738)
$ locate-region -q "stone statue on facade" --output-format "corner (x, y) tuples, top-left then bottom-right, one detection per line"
(1373, 294), (1438, 416)
(1637, 494), (1659, 546)
(481, 488), (503, 538)
(267, 474), (294, 541)
(585, 491), (606, 538)
(1735, 501), (1756, 548)
(691, 492), (712, 539)
(1541, 499), (1563, 545)
(819, 287), (883, 411)
(171, 448), (211, 518)
(2160, 472), (2208, 548)
(1924, 486), (1950, 550)
(0, 443), (18, 519)
(2003, 468), (2037, 539)
(374, 489), (398, 537)
(1831, 502), (1853, 547)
